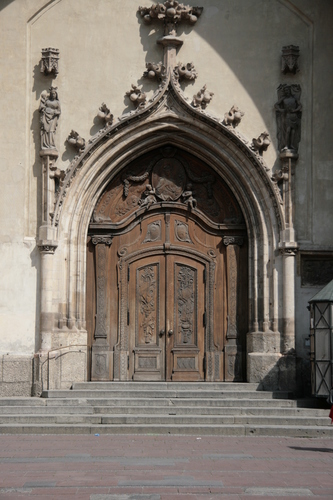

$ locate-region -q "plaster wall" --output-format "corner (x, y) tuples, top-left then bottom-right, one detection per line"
(0, 0), (332, 394)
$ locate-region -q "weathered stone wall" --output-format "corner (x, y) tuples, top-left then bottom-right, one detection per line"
(0, 0), (332, 395)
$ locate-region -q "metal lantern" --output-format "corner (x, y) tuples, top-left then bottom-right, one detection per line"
(309, 279), (333, 397)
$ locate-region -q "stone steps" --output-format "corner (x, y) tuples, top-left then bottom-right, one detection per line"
(0, 382), (331, 437)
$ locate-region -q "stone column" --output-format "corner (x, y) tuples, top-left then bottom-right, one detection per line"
(91, 236), (113, 381)
(280, 246), (298, 354)
(223, 236), (244, 381)
(37, 150), (59, 353)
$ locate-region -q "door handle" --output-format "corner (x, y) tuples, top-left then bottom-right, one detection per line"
(168, 329), (174, 336)
(159, 329), (165, 337)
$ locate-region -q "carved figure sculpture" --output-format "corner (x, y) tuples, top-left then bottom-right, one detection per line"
(138, 1), (203, 36)
(174, 62), (197, 81)
(126, 84), (147, 107)
(144, 62), (166, 80)
(223, 105), (244, 128)
(39, 87), (61, 150)
(192, 85), (214, 109)
(251, 132), (271, 156)
(98, 103), (113, 126)
(275, 84), (302, 152)
(67, 130), (86, 152)
(281, 45), (300, 74)
(139, 184), (157, 209)
(182, 184), (197, 209)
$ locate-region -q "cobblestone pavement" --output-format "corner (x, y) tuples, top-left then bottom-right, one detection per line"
(0, 435), (332, 499)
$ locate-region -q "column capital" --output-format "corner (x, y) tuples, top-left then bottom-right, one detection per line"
(37, 240), (58, 254)
(223, 236), (244, 247)
(91, 235), (113, 246)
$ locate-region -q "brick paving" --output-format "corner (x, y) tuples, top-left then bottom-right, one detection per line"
(0, 434), (332, 498)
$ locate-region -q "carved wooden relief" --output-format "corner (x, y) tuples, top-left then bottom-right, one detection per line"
(175, 220), (192, 243)
(91, 148), (244, 225)
(176, 265), (196, 345)
(137, 265), (159, 345)
(143, 220), (162, 243)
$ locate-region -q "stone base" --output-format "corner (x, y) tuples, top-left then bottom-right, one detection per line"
(0, 355), (33, 397)
(247, 331), (297, 392)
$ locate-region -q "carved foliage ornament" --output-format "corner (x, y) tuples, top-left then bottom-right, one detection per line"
(251, 132), (271, 156)
(67, 130), (86, 152)
(98, 103), (113, 126)
(192, 85), (214, 109)
(138, 1), (203, 36)
(126, 84), (147, 108)
(40, 47), (59, 76)
(223, 105), (244, 128)
(223, 236), (244, 247)
(144, 62), (166, 80)
(139, 266), (157, 344)
(174, 62), (197, 81)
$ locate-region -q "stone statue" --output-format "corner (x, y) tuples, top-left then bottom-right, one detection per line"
(275, 84), (302, 153)
(39, 87), (61, 150)
(139, 184), (157, 209)
(182, 184), (197, 209)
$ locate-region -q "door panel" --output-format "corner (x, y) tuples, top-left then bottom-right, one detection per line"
(166, 255), (206, 381)
(128, 255), (165, 381)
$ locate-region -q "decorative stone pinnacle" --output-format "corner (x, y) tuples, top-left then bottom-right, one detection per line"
(138, 1), (203, 36)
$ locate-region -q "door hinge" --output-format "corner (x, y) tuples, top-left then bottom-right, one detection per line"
(203, 311), (207, 327)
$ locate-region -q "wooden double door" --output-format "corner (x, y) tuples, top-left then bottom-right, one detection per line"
(87, 147), (248, 382)
(128, 250), (206, 381)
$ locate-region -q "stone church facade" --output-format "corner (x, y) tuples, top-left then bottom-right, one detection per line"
(0, 0), (332, 396)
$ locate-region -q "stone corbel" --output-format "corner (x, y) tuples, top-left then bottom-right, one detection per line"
(222, 236), (244, 381)
(91, 236), (113, 381)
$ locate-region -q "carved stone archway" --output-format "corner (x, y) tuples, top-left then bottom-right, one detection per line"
(35, 2), (298, 391)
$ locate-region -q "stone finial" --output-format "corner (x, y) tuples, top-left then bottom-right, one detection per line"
(40, 48), (59, 76)
(174, 62), (197, 81)
(275, 84), (302, 153)
(126, 84), (147, 107)
(281, 45), (300, 74)
(98, 103), (114, 126)
(138, 1), (203, 36)
(39, 87), (61, 152)
(223, 105), (244, 128)
(143, 62), (166, 80)
(192, 85), (214, 109)
(67, 130), (86, 152)
(251, 132), (271, 156)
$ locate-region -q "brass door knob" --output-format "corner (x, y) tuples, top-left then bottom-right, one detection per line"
(168, 329), (174, 336)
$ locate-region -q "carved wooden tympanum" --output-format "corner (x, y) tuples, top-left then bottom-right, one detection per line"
(87, 147), (248, 382)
